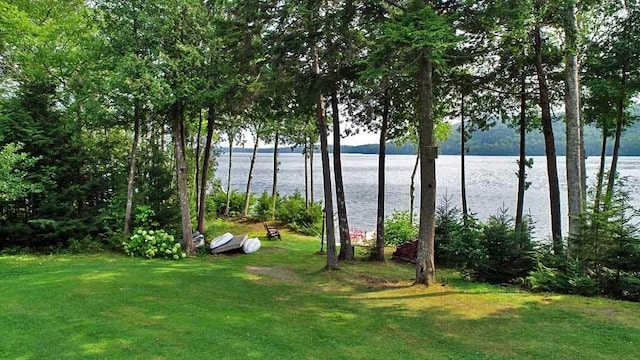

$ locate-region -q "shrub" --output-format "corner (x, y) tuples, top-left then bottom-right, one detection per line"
(276, 190), (322, 235)
(68, 236), (106, 254)
(290, 204), (323, 236)
(470, 212), (535, 284)
(277, 191), (322, 235)
(527, 257), (598, 296)
(434, 201), (535, 284)
(208, 190), (251, 217)
(250, 192), (280, 221)
(555, 182), (640, 300)
(432, 196), (484, 269)
(122, 229), (186, 260)
(133, 205), (159, 229)
(384, 211), (417, 246)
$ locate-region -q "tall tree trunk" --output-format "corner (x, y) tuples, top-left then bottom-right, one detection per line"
(314, 48), (338, 270)
(375, 89), (390, 261)
(224, 136), (233, 217)
(593, 130), (608, 212)
(194, 109), (203, 210)
(580, 117), (587, 206)
(310, 141), (314, 204)
(460, 92), (468, 220)
(605, 69), (626, 206)
(534, 24), (563, 254)
(304, 139), (309, 207)
(243, 134), (259, 217)
(515, 74), (527, 234)
(271, 127), (279, 220)
(409, 153), (419, 226)
(171, 101), (194, 254)
(124, 102), (141, 237)
(197, 106), (216, 233)
(332, 91), (353, 261)
(564, 0), (583, 246)
(415, 52), (437, 286)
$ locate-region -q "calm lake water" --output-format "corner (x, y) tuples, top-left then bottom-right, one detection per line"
(215, 152), (640, 240)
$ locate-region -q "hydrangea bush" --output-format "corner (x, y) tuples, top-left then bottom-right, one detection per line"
(123, 229), (186, 260)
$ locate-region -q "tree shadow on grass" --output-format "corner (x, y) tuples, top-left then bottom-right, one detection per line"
(2, 254), (640, 360)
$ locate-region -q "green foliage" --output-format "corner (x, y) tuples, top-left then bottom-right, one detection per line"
(527, 258), (598, 297)
(208, 190), (251, 217)
(434, 197), (535, 284)
(250, 191), (280, 222)
(384, 211), (418, 246)
(471, 212), (536, 284)
(67, 236), (106, 254)
(122, 229), (186, 260)
(0, 142), (41, 204)
(276, 191), (322, 236)
(549, 182), (640, 301)
(433, 196), (485, 270)
(133, 205), (160, 229)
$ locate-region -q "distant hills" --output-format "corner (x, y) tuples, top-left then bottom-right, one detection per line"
(231, 121), (640, 156)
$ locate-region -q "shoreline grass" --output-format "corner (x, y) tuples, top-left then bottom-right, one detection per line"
(1, 220), (639, 359)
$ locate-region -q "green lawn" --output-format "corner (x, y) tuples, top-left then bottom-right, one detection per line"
(1, 221), (639, 359)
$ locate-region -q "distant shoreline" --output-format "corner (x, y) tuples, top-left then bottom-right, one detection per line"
(224, 121), (640, 157)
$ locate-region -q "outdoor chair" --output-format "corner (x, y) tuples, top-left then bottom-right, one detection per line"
(263, 222), (281, 240)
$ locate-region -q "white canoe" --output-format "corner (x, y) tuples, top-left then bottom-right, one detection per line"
(211, 234), (248, 254)
(242, 238), (261, 254)
(209, 232), (233, 249)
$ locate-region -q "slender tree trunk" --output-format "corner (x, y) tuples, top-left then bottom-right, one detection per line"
(197, 106), (215, 233)
(375, 89), (390, 261)
(243, 134), (259, 217)
(171, 101), (194, 254)
(304, 139), (309, 207)
(580, 117), (587, 205)
(124, 102), (141, 237)
(332, 91), (353, 261)
(224, 136), (233, 216)
(460, 92), (468, 220)
(515, 74), (527, 234)
(593, 130), (608, 212)
(271, 127), (279, 220)
(564, 0), (583, 246)
(534, 24), (563, 254)
(310, 142), (314, 204)
(415, 52), (436, 286)
(605, 69), (626, 206)
(314, 48), (338, 270)
(194, 109), (203, 209)
(409, 153), (419, 226)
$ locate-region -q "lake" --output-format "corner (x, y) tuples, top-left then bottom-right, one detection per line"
(215, 152), (640, 240)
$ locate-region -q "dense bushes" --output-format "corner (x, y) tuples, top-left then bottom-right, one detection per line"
(276, 191), (322, 236)
(208, 190), (253, 217)
(384, 211), (417, 246)
(120, 206), (186, 260)
(250, 192), (280, 221)
(432, 198), (536, 284)
(123, 229), (186, 260)
(245, 191), (322, 235)
(380, 200), (531, 284)
(528, 186), (640, 301)
(383, 198), (536, 285)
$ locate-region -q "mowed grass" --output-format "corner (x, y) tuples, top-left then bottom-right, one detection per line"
(1, 221), (639, 360)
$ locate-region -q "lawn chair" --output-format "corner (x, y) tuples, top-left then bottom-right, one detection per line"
(263, 222), (281, 240)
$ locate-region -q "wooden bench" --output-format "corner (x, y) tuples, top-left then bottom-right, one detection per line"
(263, 222), (281, 240)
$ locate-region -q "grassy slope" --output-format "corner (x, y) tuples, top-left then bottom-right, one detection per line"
(1, 220), (638, 360)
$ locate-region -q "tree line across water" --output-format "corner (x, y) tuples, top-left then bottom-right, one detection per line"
(235, 120), (640, 156)
(1, 1), (639, 300)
